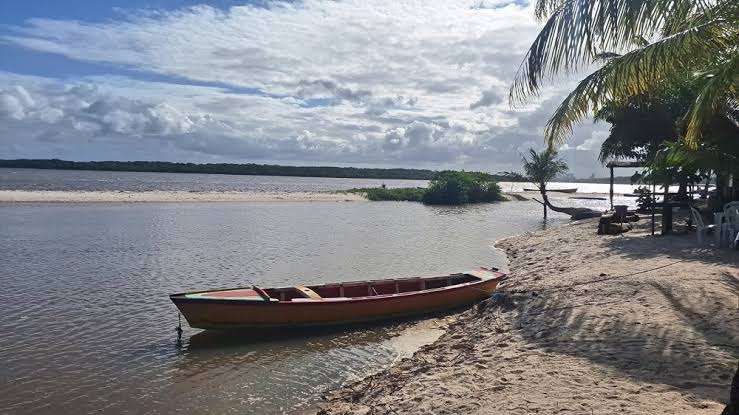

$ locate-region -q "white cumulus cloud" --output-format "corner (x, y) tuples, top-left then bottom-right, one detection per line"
(0, 0), (610, 176)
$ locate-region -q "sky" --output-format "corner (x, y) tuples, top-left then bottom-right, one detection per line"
(0, 0), (612, 177)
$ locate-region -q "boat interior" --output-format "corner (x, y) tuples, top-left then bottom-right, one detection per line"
(263, 273), (481, 301)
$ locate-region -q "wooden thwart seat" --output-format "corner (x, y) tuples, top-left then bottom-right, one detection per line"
(295, 285), (322, 299)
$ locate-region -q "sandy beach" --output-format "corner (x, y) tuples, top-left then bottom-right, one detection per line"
(316, 217), (738, 414)
(0, 190), (368, 203)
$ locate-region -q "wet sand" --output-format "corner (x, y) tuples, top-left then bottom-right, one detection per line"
(0, 190), (367, 203)
(317, 218), (738, 414)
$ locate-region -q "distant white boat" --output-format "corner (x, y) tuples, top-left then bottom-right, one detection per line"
(523, 187), (577, 194)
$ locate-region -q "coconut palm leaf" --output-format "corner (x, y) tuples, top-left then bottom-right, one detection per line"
(685, 53), (739, 146)
(515, 0), (738, 148)
(592, 51), (621, 62)
(511, 0), (700, 104)
(542, 18), (735, 145)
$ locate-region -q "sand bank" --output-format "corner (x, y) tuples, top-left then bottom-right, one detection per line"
(0, 190), (367, 203)
(317, 218), (738, 414)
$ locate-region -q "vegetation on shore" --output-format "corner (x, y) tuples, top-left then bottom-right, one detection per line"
(343, 171), (504, 205)
(340, 187), (426, 202)
(422, 171), (503, 204)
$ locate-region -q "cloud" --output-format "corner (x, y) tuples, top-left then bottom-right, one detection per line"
(0, 86), (34, 120)
(0, 0), (610, 176)
(0, 82), (198, 136)
(1, 1), (539, 100)
(470, 88), (504, 109)
(576, 134), (606, 151)
(0, 94), (25, 120)
(296, 80), (372, 103)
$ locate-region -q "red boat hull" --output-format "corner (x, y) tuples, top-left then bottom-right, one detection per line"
(171, 270), (505, 329)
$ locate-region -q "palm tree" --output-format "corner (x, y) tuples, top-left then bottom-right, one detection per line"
(522, 147), (569, 218)
(510, 0), (738, 149)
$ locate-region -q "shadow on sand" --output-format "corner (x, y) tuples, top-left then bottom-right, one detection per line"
(604, 229), (739, 268)
(504, 229), (738, 403)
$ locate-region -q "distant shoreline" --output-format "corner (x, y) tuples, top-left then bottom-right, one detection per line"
(0, 160), (636, 184)
(0, 190), (368, 203)
(0, 159), (441, 181)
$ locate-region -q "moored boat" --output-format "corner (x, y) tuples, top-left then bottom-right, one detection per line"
(170, 268), (506, 330)
(523, 187), (578, 193)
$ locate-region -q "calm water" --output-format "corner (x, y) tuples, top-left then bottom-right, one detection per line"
(1, 199), (573, 415)
(0, 167), (647, 196)
(0, 168), (428, 192)
(0, 169), (639, 414)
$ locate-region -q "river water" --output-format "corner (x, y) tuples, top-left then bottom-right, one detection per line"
(0, 167), (646, 195)
(0, 169), (630, 414)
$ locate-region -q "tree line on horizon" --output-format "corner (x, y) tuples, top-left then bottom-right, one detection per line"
(0, 158), (438, 180)
(0, 158), (569, 182)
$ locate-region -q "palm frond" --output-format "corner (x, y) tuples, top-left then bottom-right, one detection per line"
(631, 35), (650, 48)
(684, 53), (739, 147)
(543, 19), (734, 145)
(727, 98), (739, 128)
(511, 0), (696, 105)
(592, 51), (621, 62)
(544, 66), (613, 146)
(521, 147), (569, 190)
(534, 0), (567, 21)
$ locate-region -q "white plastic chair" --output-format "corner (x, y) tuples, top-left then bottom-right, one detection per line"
(713, 211), (725, 245)
(722, 202), (739, 247)
(690, 207), (716, 245)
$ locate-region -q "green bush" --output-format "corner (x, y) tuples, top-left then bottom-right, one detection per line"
(422, 171), (503, 205)
(340, 171), (503, 205)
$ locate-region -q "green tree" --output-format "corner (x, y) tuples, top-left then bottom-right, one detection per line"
(511, 0), (739, 148)
(594, 79), (703, 198)
(521, 148), (569, 218)
(593, 75), (739, 202)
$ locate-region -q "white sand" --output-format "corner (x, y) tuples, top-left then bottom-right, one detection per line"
(0, 190), (367, 203)
(317, 218), (738, 414)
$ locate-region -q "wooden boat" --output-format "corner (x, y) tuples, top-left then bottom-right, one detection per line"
(170, 268), (506, 330)
(523, 187), (578, 193)
(569, 196), (606, 200)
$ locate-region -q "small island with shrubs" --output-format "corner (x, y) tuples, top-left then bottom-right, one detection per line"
(341, 170), (504, 205)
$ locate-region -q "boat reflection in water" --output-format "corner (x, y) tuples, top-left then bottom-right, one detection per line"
(169, 313), (454, 414)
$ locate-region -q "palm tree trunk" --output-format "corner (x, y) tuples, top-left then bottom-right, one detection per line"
(663, 182), (670, 201)
(703, 172), (711, 198)
(539, 194), (601, 220)
(676, 176), (688, 200)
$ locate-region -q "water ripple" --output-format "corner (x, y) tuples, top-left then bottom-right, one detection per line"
(1, 200), (572, 414)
